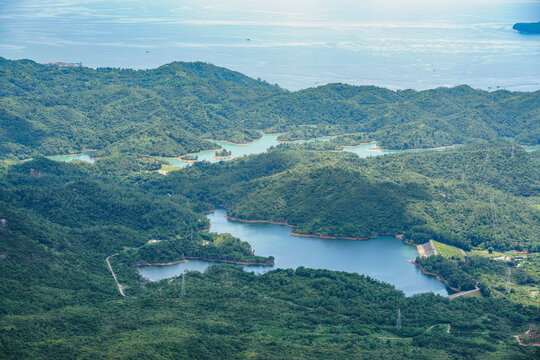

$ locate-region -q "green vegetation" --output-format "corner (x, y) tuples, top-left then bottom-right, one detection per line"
(275, 125), (350, 141)
(462, 255), (540, 306)
(1, 59), (539, 358)
(115, 232), (274, 270)
(416, 256), (477, 291)
(273, 140), (344, 152)
(205, 129), (262, 144)
(0, 146), (538, 359)
(180, 154), (198, 161)
(214, 149), (232, 157)
(418, 254), (539, 306)
(1, 58), (539, 161)
(160, 164), (182, 173)
(332, 133), (374, 146)
(156, 141), (539, 251)
(433, 241), (465, 259)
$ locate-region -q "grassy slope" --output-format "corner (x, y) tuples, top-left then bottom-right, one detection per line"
(433, 241), (465, 259)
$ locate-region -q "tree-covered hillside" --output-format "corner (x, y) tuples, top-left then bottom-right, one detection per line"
(154, 142), (539, 251)
(1, 58), (538, 160)
(0, 151), (538, 359)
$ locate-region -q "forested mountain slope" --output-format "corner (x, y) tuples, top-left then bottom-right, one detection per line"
(1, 58), (538, 160)
(154, 142), (540, 251)
(0, 152), (538, 359)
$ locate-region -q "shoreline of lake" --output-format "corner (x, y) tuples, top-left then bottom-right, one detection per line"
(413, 261), (460, 293)
(275, 132), (364, 143)
(342, 141), (378, 148)
(369, 144), (460, 152)
(135, 256), (274, 267)
(225, 214), (408, 245)
(204, 137), (263, 146)
(139, 208), (449, 295)
(225, 215), (294, 227)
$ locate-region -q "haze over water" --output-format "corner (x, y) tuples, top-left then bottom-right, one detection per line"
(1, 0), (539, 91)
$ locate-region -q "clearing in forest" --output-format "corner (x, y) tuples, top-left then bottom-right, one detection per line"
(432, 241), (465, 259)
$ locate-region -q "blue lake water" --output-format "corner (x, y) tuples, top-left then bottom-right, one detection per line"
(157, 134), (460, 168)
(46, 150), (97, 164)
(138, 208), (450, 297)
(1, 0), (539, 91)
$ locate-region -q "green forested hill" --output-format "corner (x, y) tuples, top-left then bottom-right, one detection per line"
(155, 142), (539, 251)
(1, 57), (539, 160)
(0, 154), (538, 359)
(1, 58), (540, 358)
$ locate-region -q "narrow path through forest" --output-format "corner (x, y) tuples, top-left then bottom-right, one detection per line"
(106, 253), (125, 297)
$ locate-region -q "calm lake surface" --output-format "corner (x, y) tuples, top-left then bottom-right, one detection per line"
(158, 134), (456, 168)
(46, 150), (96, 164)
(138, 208), (450, 296)
(1, 0), (539, 91)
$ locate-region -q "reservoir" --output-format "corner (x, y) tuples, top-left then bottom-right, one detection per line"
(139, 208), (450, 296)
(158, 134), (456, 168)
(46, 150), (97, 164)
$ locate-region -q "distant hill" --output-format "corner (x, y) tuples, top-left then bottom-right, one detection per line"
(156, 142), (540, 252)
(1, 57), (539, 160)
(513, 22), (540, 34)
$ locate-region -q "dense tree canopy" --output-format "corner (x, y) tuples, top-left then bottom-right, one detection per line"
(152, 142), (539, 251)
(1, 59), (539, 359)
(1, 58), (538, 160)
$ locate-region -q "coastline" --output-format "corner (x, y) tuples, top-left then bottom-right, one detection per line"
(371, 144), (460, 152)
(261, 131), (287, 135)
(413, 262), (460, 292)
(291, 231), (401, 241)
(134, 256), (274, 267)
(47, 153), (84, 157)
(134, 259), (188, 266)
(342, 141), (378, 148)
(158, 148), (221, 163)
(225, 215), (294, 227)
(225, 214), (404, 242)
(275, 132), (364, 143)
(204, 137), (263, 146)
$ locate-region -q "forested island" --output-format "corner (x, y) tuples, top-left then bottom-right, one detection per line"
(0, 58), (539, 359)
(213, 149), (232, 158)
